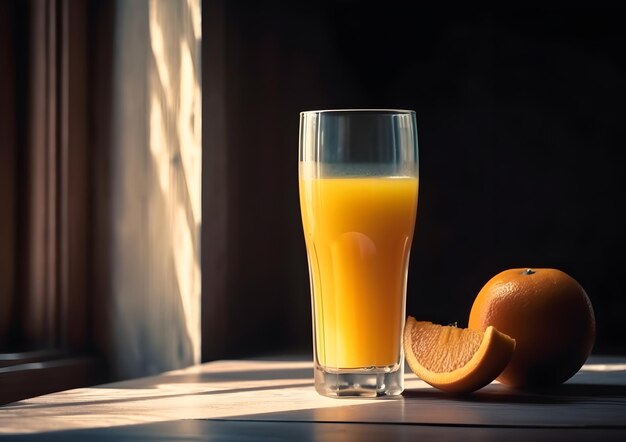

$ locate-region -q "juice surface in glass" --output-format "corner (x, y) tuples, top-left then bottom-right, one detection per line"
(299, 174), (419, 369)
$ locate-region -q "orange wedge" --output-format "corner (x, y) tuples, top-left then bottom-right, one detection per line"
(403, 316), (515, 394)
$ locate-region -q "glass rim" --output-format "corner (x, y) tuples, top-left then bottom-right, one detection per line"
(300, 108), (415, 116)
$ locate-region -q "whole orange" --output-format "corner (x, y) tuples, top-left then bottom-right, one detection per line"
(468, 268), (595, 388)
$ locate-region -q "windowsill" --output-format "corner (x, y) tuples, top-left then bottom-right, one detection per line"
(0, 354), (103, 406)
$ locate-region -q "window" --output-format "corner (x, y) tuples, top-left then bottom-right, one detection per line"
(1, 0), (203, 404)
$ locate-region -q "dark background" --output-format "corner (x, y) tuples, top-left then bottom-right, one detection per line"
(208, 4), (626, 359)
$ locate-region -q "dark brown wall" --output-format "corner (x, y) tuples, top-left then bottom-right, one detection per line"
(203, 3), (626, 359)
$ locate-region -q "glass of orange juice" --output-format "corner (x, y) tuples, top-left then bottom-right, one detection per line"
(299, 109), (419, 397)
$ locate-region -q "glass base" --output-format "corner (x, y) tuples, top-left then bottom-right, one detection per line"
(314, 362), (404, 398)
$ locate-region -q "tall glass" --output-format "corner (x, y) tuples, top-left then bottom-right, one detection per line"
(299, 109), (419, 397)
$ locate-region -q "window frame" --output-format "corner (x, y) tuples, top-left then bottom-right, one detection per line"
(0, 0), (103, 405)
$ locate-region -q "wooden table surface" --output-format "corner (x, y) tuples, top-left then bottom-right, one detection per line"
(1, 355), (625, 440)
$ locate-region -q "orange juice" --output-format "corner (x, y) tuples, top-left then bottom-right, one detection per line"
(300, 175), (418, 369)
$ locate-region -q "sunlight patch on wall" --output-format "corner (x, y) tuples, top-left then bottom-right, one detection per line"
(148, 0), (202, 365)
(108, 0), (201, 378)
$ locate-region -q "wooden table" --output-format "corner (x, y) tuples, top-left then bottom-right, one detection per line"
(1, 355), (625, 440)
